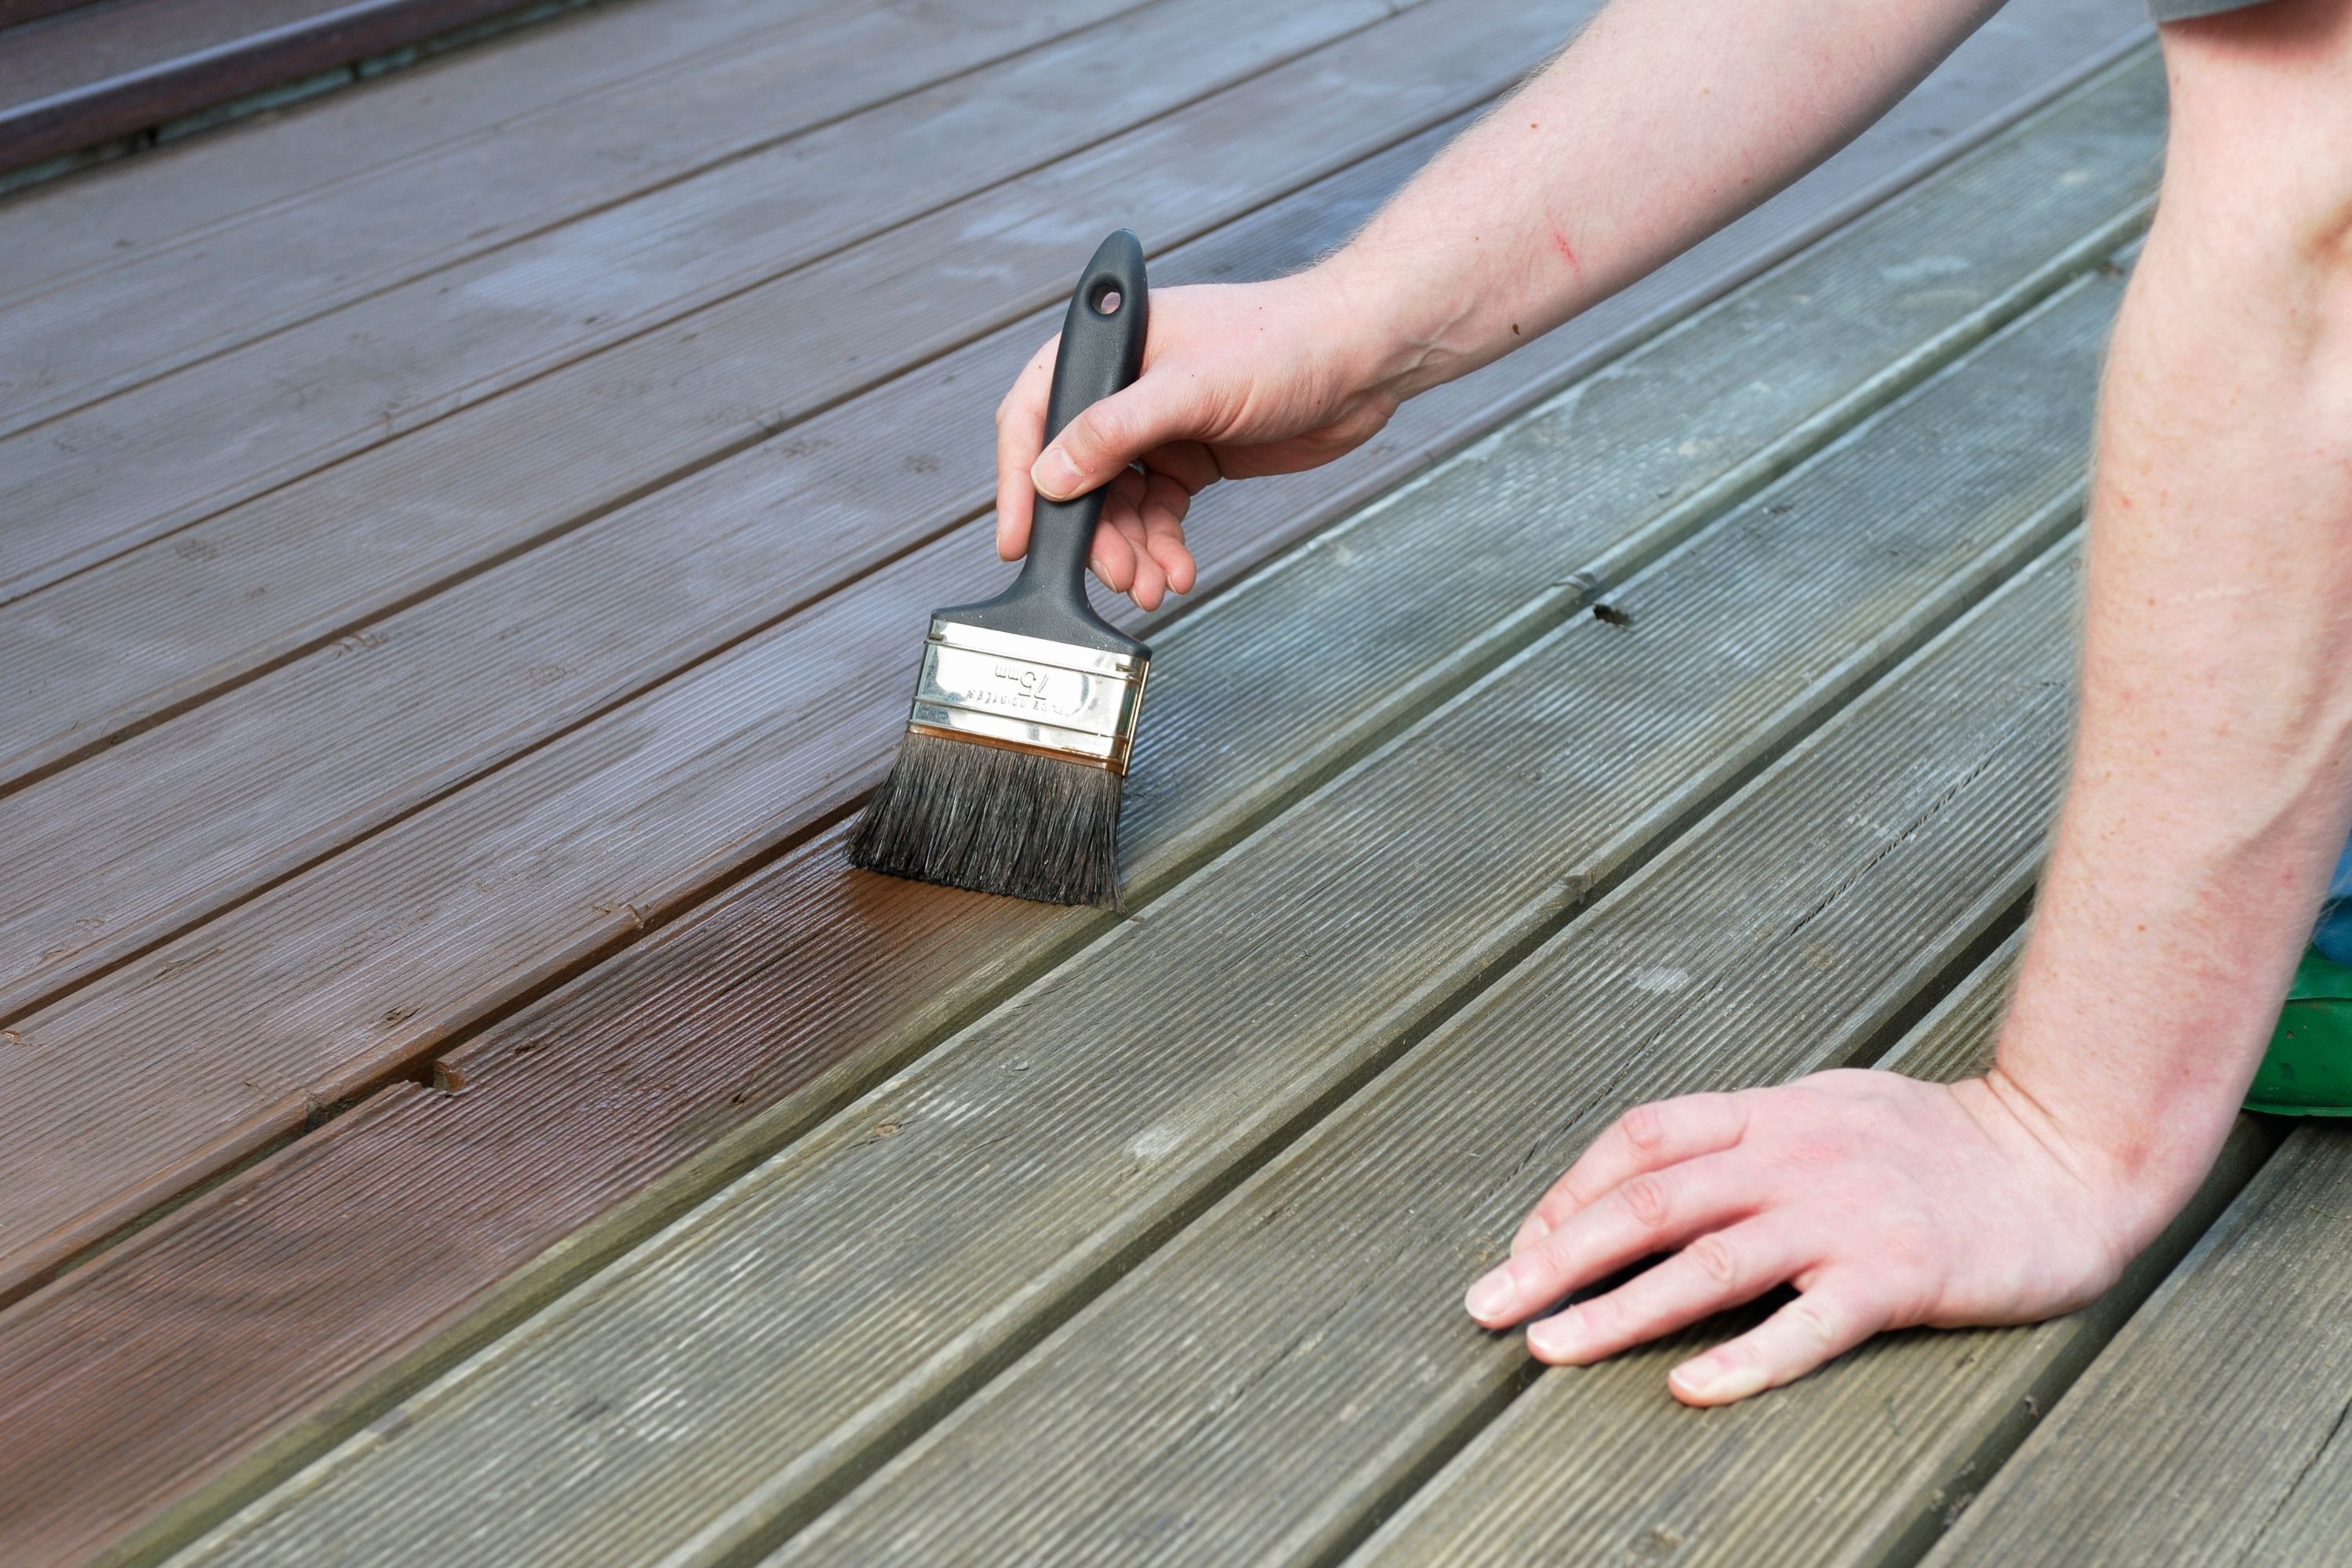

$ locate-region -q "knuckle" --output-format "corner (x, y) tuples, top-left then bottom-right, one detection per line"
(1788, 1296), (1842, 1352)
(1618, 1173), (1675, 1232)
(1618, 1102), (1668, 1154)
(1686, 1232), (1743, 1289)
(1079, 404), (1127, 453)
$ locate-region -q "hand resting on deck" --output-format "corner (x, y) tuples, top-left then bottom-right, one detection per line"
(1462, 1075), (2138, 1405)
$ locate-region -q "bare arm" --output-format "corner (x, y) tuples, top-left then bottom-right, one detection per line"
(994, 0), (1998, 606)
(1467, 0), (2352, 1404)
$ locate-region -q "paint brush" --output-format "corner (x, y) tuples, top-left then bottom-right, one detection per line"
(851, 230), (1151, 907)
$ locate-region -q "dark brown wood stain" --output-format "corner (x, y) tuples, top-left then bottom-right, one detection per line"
(0, 0), (563, 173)
(0, 5), (2155, 1563)
(0, 827), (1062, 1567)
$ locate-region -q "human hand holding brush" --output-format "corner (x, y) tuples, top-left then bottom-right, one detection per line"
(996, 0), (2006, 609)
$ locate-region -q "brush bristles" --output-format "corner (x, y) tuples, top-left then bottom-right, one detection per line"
(850, 731), (1124, 908)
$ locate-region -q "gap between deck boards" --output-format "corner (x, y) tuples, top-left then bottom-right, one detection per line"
(0, 24), (2154, 1568)
(137, 245), (2136, 1568)
(0, 68), (2158, 1319)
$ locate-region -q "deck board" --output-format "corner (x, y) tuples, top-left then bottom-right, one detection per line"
(0, 1), (2209, 1559)
(0, 0), (853, 296)
(0, 0), (1435, 599)
(156, 257), (2118, 1567)
(0, 0), (594, 174)
(0, 38), (2165, 1020)
(1920, 1126), (2352, 1566)
(0, 0), (2152, 793)
(0, 41), (2161, 1312)
(668, 294), (2114, 1568)
(0, 0), (1159, 434)
(772, 550), (2092, 1568)
(0, 52), (2162, 1567)
(1349, 931), (2271, 1568)
(170, 463), (2079, 1568)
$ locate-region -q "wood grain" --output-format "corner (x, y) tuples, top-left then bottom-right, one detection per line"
(159, 274), (2113, 1568)
(1351, 931), (2271, 1568)
(1920, 1125), (2352, 1567)
(0, 0), (572, 173)
(772, 554), (2091, 1568)
(0, 71), (2151, 1308)
(0, 5), (2153, 786)
(0, 0), (1150, 430)
(0, 46), (2167, 1025)
(0, 0), (1425, 597)
(0, 0), (855, 297)
(0, 60), (2153, 1566)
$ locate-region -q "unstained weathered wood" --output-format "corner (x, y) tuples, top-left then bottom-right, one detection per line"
(1920, 1124), (2352, 1566)
(740, 402), (2107, 1568)
(1349, 931), (2270, 1568)
(0, 0), (1149, 431)
(0, 57), (2156, 1566)
(0, 66), (2150, 1313)
(0, 0), (1428, 597)
(0, 6), (2154, 792)
(161, 267), (2114, 1567)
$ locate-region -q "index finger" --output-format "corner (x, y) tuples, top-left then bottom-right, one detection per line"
(995, 335), (1059, 561)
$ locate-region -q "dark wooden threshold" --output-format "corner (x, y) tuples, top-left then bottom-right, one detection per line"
(0, 0), (572, 175)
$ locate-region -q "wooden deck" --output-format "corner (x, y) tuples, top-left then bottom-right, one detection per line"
(2, 0), (2344, 1563)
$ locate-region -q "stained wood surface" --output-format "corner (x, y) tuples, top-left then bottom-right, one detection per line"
(158, 244), (2122, 1566)
(0, 0), (2154, 793)
(0, 0), (561, 173)
(0, 0), (1592, 1296)
(0, 0), (854, 295)
(0, 51), (2163, 1568)
(0, 0), (1148, 434)
(0, 0), (1432, 599)
(0, 39), (2161, 1322)
(1919, 1126), (2352, 1566)
(1350, 931), (2272, 1568)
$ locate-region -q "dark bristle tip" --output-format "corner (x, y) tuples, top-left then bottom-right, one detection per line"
(849, 731), (1125, 909)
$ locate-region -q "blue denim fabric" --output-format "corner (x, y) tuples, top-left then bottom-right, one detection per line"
(2314, 838), (2352, 967)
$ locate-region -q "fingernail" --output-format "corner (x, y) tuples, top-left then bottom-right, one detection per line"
(1034, 448), (1082, 499)
(1671, 1356), (1767, 1404)
(1526, 1309), (1584, 1360)
(1465, 1270), (1515, 1323)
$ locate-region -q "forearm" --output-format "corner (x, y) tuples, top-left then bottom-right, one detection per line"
(1321, 0), (2003, 396)
(1989, 13), (2352, 1252)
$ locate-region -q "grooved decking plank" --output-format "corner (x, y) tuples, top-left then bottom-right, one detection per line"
(0, 0), (584, 174)
(0, 61), (2158, 1566)
(0, 43), (2167, 1030)
(162, 265), (2117, 1568)
(777, 573), (2092, 1568)
(0, 0), (858, 298)
(0, 0), (1448, 599)
(0, 60), (2153, 1305)
(1350, 931), (2271, 1568)
(714, 377), (2102, 1568)
(0, 0), (2151, 789)
(0, 0), (1151, 432)
(1919, 1126), (2352, 1567)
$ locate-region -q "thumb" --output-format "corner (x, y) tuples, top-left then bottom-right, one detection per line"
(1033, 379), (1196, 501)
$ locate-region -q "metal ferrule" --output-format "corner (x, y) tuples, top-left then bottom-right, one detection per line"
(906, 618), (1150, 774)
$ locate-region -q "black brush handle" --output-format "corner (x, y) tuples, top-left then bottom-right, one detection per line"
(944, 231), (1149, 655)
